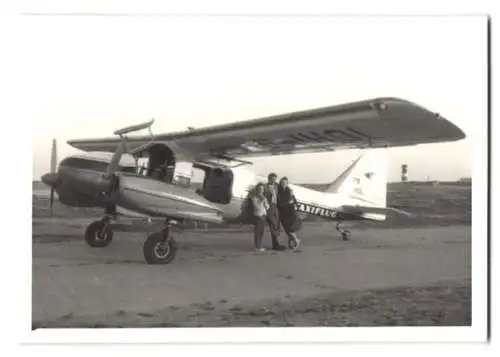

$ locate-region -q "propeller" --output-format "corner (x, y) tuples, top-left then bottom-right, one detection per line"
(49, 139), (57, 218)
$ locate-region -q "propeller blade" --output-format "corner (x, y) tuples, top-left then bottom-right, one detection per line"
(105, 139), (126, 177)
(49, 186), (54, 218)
(50, 139), (57, 173)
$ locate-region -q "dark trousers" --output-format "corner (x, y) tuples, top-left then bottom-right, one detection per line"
(254, 215), (267, 249)
(266, 204), (281, 247)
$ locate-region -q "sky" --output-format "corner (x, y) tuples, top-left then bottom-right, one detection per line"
(29, 15), (487, 183)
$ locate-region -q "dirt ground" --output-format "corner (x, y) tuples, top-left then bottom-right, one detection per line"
(32, 221), (471, 328)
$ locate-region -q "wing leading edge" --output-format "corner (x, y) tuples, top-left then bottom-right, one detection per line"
(67, 97), (466, 159)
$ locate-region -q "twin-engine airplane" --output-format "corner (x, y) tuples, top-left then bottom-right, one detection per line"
(40, 97), (466, 264)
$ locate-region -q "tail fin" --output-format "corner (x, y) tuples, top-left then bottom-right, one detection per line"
(324, 151), (388, 208)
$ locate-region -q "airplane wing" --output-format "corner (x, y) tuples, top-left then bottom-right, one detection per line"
(341, 205), (415, 217)
(67, 97), (466, 160)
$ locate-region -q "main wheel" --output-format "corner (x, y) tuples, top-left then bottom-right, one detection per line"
(143, 232), (178, 265)
(84, 219), (113, 247)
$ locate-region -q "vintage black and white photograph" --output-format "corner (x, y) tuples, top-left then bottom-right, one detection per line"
(24, 10), (488, 344)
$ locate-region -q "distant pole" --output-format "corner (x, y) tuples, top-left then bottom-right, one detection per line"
(401, 164), (408, 182)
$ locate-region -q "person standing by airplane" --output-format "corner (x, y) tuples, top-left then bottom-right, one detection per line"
(251, 183), (270, 252)
(277, 177), (302, 251)
(264, 173), (286, 251)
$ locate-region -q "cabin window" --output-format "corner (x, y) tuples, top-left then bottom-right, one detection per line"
(201, 168), (234, 204)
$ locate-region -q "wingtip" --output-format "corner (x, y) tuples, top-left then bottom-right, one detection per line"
(394, 98), (468, 143)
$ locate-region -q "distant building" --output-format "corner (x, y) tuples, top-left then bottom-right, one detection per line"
(401, 164), (408, 182)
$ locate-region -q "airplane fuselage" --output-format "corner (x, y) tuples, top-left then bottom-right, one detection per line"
(42, 153), (385, 226)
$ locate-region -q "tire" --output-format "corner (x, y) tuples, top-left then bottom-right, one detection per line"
(85, 219), (113, 247)
(143, 232), (178, 265)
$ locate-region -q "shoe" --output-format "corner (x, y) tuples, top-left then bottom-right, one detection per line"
(292, 239), (301, 251)
(254, 248), (266, 252)
(271, 245), (286, 251)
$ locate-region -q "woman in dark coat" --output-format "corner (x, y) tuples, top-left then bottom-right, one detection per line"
(277, 177), (302, 250)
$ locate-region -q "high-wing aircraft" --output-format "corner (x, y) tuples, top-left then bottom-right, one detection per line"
(40, 97), (466, 265)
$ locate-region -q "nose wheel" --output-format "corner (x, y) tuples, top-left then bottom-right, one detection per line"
(143, 221), (178, 265)
(336, 222), (351, 241)
(84, 218), (114, 247)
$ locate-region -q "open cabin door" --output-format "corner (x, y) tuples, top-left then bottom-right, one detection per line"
(134, 144), (193, 187)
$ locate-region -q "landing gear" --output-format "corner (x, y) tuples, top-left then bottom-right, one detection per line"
(84, 217), (114, 247)
(143, 221), (178, 265)
(336, 222), (351, 241)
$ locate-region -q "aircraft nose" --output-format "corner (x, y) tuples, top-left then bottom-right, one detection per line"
(41, 172), (58, 187)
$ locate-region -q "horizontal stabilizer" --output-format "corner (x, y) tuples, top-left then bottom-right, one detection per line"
(341, 205), (414, 218)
